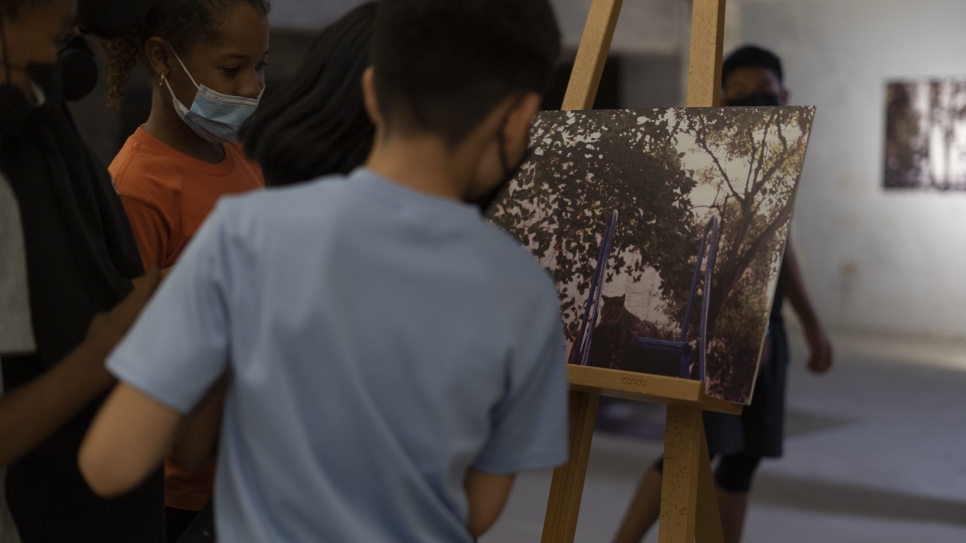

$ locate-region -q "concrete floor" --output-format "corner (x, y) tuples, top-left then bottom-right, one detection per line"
(481, 327), (966, 543)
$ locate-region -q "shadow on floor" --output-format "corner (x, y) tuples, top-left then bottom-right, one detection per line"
(595, 398), (859, 441)
(753, 474), (966, 527)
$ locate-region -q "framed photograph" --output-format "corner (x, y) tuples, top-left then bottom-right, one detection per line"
(885, 79), (966, 190)
(488, 107), (816, 404)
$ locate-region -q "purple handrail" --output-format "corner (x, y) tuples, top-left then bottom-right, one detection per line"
(571, 210), (619, 366)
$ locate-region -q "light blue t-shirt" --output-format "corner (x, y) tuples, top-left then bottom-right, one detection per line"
(108, 169), (568, 543)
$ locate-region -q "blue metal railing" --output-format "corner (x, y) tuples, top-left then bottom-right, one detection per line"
(571, 212), (721, 382)
(570, 210), (619, 366)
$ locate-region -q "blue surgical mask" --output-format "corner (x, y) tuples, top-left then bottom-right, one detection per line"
(164, 49), (263, 144)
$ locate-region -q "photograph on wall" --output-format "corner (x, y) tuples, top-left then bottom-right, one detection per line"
(487, 107), (816, 404)
(885, 79), (966, 190)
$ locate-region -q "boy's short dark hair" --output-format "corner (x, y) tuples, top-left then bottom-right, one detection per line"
(372, 0), (561, 145)
(722, 45), (784, 87)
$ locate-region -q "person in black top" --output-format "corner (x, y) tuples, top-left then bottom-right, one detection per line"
(0, 0), (165, 541)
(612, 46), (834, 543)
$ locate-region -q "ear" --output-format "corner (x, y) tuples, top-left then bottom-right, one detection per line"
(361, 67), (384, 127)
(501, 92), (542, 151)
(780, 87), (790, 106)
(144, 37), (171, 79)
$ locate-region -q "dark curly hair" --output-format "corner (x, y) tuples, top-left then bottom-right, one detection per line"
(97, 0), (270, 108)
(241, 3), (375, 186)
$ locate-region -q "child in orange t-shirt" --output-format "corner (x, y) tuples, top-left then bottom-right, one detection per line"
(97, 0), (270, 539)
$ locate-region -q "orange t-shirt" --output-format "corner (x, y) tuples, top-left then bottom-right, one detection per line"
(111, 126), (264, 270)
(110, 126), (264, 511)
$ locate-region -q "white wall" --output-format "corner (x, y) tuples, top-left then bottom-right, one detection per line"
(268, 0), (366, 30)
(736, 0), (966, 339)
(268, 0), (682, 55)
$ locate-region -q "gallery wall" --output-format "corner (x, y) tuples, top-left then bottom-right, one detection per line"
(735, 0), (966, 339)
(268, 0), (682, 54)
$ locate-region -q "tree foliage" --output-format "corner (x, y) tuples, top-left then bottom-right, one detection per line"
(489, 110), (698, 340)
(488, 107), (815, 403)
(686, 107), (813, 335)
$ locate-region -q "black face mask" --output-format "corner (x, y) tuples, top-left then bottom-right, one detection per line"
(58, 34), (98, 102)
(0, 10), (59, 134)
(471, 100), (533, 213)
(472, 140), (532, 213)
(26, 62), (63, 105)
(726, 92), (781, 107)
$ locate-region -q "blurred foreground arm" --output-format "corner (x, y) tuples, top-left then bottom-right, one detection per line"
(465, 468), (516, 537)
(783, 241), (833, 373)
(79, 382), (184, 497)
(0, 269), (161, 466)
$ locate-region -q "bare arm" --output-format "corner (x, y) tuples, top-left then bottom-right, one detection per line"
(79, 382), (184, 497)
(783, 241), (833, 373)
(0, 268), (161, 466)
(174, 376), (227, 472)
(464, 468), (516, 538)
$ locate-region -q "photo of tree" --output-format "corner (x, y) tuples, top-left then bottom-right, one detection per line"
(487, 107), (816, 404)
(885, 79), (966, 190)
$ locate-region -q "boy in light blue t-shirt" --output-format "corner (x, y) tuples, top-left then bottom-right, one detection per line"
(79, 1), (568, 541)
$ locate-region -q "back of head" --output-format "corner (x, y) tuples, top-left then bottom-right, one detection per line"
(722, 45), (784, 87)
(371, 0), (561, 145)
(242, 3), (376, 187)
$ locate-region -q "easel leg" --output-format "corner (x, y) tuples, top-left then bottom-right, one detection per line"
(658, 405), (701, 542)
(541, 390), (600, 543)
(695, 429), (725, 543)
(561, 0), (624, 111)
(658, 404), (723, 543)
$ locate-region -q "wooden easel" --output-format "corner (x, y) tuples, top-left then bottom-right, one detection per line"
(540, 1), (742, 542)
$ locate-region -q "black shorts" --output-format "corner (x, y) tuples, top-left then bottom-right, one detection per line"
(703, 319), (790, 458)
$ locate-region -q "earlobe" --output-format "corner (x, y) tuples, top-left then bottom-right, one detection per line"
(506, 93), (541, 147)
(361, 67), (384, 127)
(781, 88), (791, 106)
(144, 37), (170, 79)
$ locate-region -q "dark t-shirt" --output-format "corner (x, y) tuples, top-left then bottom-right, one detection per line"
(0, 79), (164, 543)
(703, 257), (791, 458)
(770, 262), (788, 325)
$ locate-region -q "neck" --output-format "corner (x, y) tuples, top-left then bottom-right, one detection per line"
(364, 130), (477, 202)
(143, 84), (225, 164)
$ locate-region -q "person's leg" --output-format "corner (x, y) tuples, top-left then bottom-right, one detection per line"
(713, 453), (762, 543)
(612, 458), (664, 543)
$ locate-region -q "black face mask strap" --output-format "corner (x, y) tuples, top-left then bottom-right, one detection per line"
(497, 95), (529, 181)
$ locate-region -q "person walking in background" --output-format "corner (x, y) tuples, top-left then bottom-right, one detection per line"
(612, 45), (834, 543)
(96, 1), (269, 539)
